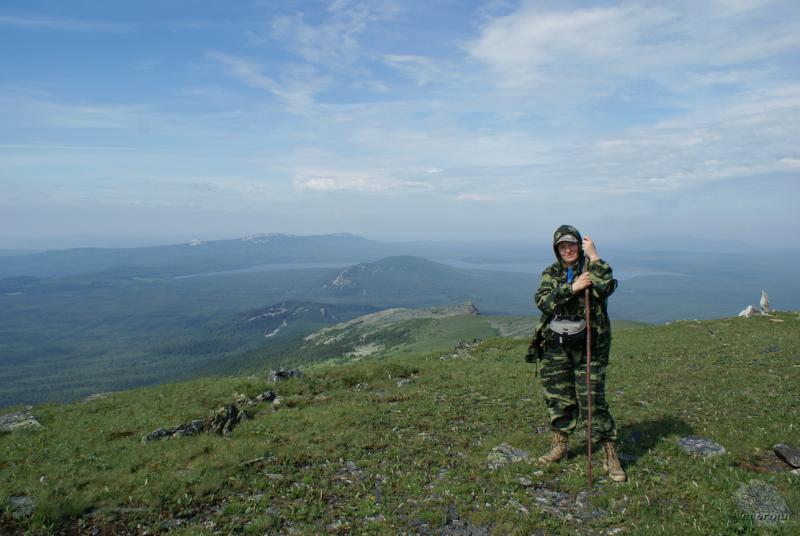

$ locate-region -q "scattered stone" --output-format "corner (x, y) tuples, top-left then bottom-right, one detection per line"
(396, 378), (414, 387)
(528, 486), (606, 522)
(334, 461), (364, 484)
(774, 444), (800, 468)
(532, 425), (548, 434)
(142, 419), (206, 442)
(792, 469), (800, 476)
(734, 480), (791, 526)
(208, 405), (250, 436)
(440, 338), (482, 359)
(507, 498), (529, 514)
(677, 436), (726, 457)
(8, 495), (35, 519)
(769, 318), (785, 323)
(487, 444), (529, 471)
(0, 411), (42, 432)
(267, 367), (303, 383)
(762, 346), (780, 354)
(326, 519), (347, 532)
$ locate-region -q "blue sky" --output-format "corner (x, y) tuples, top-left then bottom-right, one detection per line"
(1, 0), (798, 248)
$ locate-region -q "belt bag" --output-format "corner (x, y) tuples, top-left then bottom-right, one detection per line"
(549, 316), (586, 336)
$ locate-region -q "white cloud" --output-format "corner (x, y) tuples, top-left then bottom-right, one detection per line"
(209, 51), (329, 114)
(383, 55), (443, 86)
(466, 1), (799, 91)
(292, 168), (433, 193)
(265, 0), (400, 70)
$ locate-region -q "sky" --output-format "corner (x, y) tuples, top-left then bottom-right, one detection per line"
(1, 0), (798, 249)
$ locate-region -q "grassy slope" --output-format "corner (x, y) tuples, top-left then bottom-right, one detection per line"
(2, 313), (799, 534)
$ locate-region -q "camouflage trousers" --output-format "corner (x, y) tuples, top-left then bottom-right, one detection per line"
(540, 335), (617, 441)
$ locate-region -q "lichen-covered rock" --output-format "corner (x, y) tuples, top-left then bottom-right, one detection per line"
(734, 480), (791, 526)
(208, 405), (250, 435)
(677, 436), (726, 457)
(0, 411), (42, 433)
(773, 443), (800, 468)
(142, 419), (206, 442)
(8, 495), (35, 520)
(267, 367), (303, 383)
(487, 443), (529, 470)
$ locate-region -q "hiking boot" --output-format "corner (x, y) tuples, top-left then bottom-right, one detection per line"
(603, 441), (628, 482)
(538, 430), (569, 464)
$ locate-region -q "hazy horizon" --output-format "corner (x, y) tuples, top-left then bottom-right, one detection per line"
(0, 229), (795, 255)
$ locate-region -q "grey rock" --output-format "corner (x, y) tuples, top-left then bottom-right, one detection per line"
(8, 495), (35, 519)
(208, 405), (250, 435)
(677, 436), (726, 457)
(396, 378), (414, 387)
(487, 443), (529, 471)
(335, 460), (364, 483)
(773, 443), (800, 468)
(234, 390), (276, 407)
(734, 480), (791, 526)
(0, 411), (42, 432)
(267, 367), (303, 383)
(529, 486), (606, 522)
(142, 419), (206, 442)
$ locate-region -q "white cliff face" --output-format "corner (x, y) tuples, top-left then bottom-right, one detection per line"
(244, 305), (289, 323)
(326, 264), (367, 288)
(264, 319), (288, 338)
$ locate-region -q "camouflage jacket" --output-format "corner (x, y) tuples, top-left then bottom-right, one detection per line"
(526, 225), (617, 362)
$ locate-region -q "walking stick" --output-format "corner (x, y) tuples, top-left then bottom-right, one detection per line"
(584, 261), (593, 487)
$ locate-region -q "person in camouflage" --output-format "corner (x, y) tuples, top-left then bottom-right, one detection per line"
(529, 224), (627, 482)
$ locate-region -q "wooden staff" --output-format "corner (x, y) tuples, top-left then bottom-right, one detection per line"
(584, 260), (593, 487)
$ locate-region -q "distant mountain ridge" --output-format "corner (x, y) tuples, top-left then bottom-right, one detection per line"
(0, 233), (390, 279)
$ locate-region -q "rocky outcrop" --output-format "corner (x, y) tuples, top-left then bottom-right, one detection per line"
(142, 391), (276, 442)
(208, 405), (251, 436)
(267, 368), (303, 383)
(738, 291), (773, 317)
(142, 420), (206, 442)
(0, 411), (42, 433)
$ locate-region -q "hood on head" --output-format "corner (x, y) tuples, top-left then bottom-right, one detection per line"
(552, 224), (583, 265)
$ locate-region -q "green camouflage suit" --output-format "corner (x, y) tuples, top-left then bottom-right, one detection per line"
(530, 225), (618, 441)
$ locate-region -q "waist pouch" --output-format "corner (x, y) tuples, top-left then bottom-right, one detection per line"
(549, 316), (586, 346)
